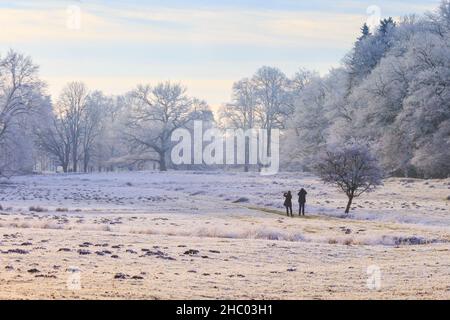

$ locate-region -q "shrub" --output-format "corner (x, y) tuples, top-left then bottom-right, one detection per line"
(29, 206), (48, 213)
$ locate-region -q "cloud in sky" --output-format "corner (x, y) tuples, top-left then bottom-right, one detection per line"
(0, 0), (441, 107)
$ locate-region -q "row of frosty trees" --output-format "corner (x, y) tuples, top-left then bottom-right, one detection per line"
(1, 1), (450, 180)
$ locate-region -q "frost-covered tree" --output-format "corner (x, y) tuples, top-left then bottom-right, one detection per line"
(315, 144), (383, 214)
(125, 82), (200, 171)
(36, 84), (114, 173)
(0, 51), (43, 141)
(252, 66), (294, 159)
(90, 95), (125, 172)
(219, 78), (258, 171)
(0, 50), (48, 212)
(0, 50), (46, 175)
(344, 18), (396, 87)
(220, 67), (295, 171)
(35, 115), (72, 173)
(285, 74), (329, 169)
(54, 82), (89, 172)
(426, 1), (450, 36)
(359, 23), (371, 40)
(398, 33), (450, 177)
(81, 91), (109, 172)
(291, 68), (318, 94)
(411, 121), (450, 178)
(220, 78), (257, 130)
(289, 1), (450, 178)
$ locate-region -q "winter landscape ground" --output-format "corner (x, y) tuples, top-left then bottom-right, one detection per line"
(0, 171), (449, 300)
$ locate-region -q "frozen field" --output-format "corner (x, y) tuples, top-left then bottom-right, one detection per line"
(0, 171), (449, 299)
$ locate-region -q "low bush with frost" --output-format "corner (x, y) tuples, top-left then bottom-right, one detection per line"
(29, 206), (48, 213)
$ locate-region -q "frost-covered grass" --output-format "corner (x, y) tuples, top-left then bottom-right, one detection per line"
(0, 171), (449, 299)
(1, 170), (449, 247)
(2, 170), (448, 226)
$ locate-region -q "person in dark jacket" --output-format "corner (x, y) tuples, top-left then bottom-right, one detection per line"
(298, 188), (308, 216)
(283, 191), (293, 217)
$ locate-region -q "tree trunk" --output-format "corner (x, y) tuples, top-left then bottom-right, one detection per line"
(244, 137), (249, 172)
(72, 148), (78, 172)
(60, 157), (68, 172)
(83, 152), (89, 173)
(345, 196), (354, 214)
(159, 152), (167, 171)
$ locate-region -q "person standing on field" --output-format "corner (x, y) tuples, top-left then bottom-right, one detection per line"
(298, 188), (308, 216)
(283, 191), (293, 217)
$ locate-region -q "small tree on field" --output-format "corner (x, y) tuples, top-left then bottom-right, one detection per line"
(315, 144), (383, 214)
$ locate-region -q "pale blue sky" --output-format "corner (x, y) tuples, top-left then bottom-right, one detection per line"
(0, 0), (441, 107)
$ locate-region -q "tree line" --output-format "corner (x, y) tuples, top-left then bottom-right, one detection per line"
(1, 1), (449, 179)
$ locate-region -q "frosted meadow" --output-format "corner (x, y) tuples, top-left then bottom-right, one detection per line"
(0, 172), (449, 299)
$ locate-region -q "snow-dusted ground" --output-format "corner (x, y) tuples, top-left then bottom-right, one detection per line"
(0, 171), (449, 299)
(2, 171), (449, 224)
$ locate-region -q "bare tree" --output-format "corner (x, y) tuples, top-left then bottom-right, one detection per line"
(35, 116), (71, 173)
(315, 144), (383, 214)
(0, 50), (44, 145)
(0, 50), (45, 178)
(219, 78), (257, 172)
(220, 69), (293, 171)
(54, 82), (89, 172)
(81, 91), (108, 172)
(291, 68), (318, 94)
(97, 95), (126, 172)
(125, 82), (196, 171)
(252, 66), (294, 157)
